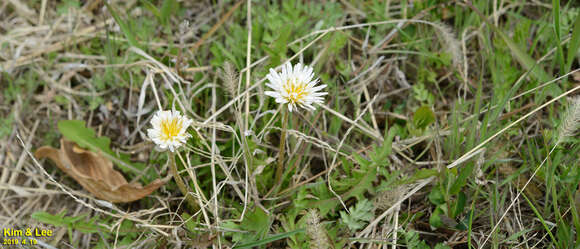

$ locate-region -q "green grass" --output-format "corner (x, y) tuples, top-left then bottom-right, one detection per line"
(2, 0), (580, 248)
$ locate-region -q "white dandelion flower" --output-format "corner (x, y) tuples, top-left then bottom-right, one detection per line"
(265, 62), (327, 112)
(147, 110), (192, 152)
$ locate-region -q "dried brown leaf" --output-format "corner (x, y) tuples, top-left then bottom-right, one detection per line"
(35, 139), (165, 203)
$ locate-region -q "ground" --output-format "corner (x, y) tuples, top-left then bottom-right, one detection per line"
(1, 0), (580, 248)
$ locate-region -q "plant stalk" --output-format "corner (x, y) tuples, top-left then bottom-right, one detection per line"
(169, 152), (198, 210)
(274, 109), (289, 188)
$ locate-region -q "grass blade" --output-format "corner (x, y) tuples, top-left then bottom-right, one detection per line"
(141, 0), (161, 20)
(105, 3), (140, 48)
(553, 0), (565, 74)
(465, 1), (551, 82)
(160, 0), (177, 26)
(566, 9), (580, 72)
(521, 193), (559, 248)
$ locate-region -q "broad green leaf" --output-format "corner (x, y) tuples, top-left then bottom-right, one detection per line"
(413, 106), (435, 130)
(57, 120), (140, 173)
(31, 211), (67, 227)
(340, 199), (374, 231)
(429, 206), (444, 228)
(58, 120), (113, 155)
(344, 165), (377, 200)
(229, 208), (271, 243)
(428, 188), (445, 206)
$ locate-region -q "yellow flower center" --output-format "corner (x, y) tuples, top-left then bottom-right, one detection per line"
(283, 78), (306, 103)
(161, 118), (183, 141)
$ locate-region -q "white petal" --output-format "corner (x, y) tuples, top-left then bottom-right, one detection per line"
(275, 98), (288, 104)
(294, 63), (302, 75)
(265, 91), (281, 98)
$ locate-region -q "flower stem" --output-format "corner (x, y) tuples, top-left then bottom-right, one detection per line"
(274, 109), (289, 189)
(169, 152), (198, 210)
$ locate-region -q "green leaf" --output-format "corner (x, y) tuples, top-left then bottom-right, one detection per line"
(566, 9), (580, 72)
(449, 162), (475, 195)
(429, 206), (444, 228)
(452, 191), (467, 218)
(31, 211), (67, 227)
(553, 0), (565, 74)
(368, 126), (397, 167)
(428, 188), (445, 206)
(105, 3), (140, 48)
(233, 229), (305, 249)
(343, 165), (377, 200)
(58, 120), (113, 155)
(72, 216), (101, 233)
(500, 30), (550, 83)
(233, 208), (271, 243)
(434, 243), (452, 249)
(160, 0), (177, 26)
(405, 168), (438, 184)
(267, 27), (292, 68)
(141, 0), (161, 20)
(403, 230), (430, 249)
(57, 120), (140, 173)
(57, 0), (80, 15)
(353, 153), (371, 168)
(181, 212), (198, 233)
(470, 4), (551, 83)
(32, 211), (101, 234)
(340, 199), (374, 231)
(413, 106), (436, 130)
